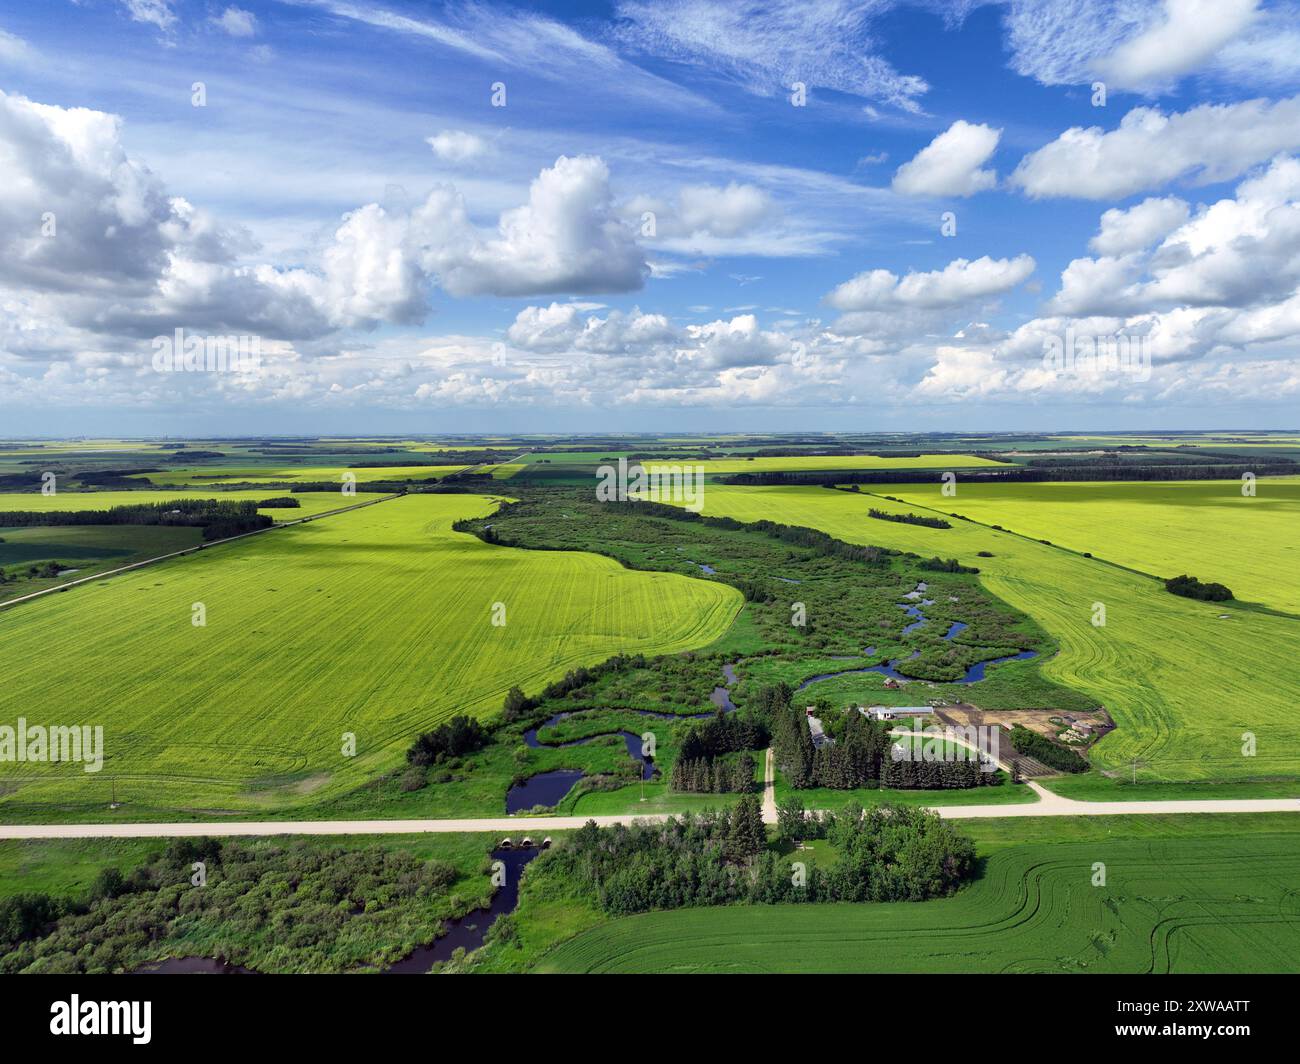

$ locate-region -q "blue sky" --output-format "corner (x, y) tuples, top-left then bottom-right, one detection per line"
(1, 0), (1299, 434)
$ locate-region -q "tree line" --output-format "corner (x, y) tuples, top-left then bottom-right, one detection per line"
(868, 508), (952, 529)
(529, 801), (975, 915)
(670, 753), (757, 793)
(0, 499), (271, 540)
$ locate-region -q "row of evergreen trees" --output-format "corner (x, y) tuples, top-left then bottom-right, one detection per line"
(879, 755), (997, 790)
(670, 754), (757, 793)
(670, 711), (766, 794)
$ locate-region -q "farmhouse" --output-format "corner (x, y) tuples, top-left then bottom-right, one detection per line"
(805, 708), (829, 747)
(860, 705), (934, 721)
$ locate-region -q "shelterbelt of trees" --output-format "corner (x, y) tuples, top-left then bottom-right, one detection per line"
(0, 498), (271, 540)
(522, 801), (975, 916)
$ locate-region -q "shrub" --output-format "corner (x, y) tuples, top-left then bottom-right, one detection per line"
(1165, 574), (1232, 602)
(407, 715), (489, 766)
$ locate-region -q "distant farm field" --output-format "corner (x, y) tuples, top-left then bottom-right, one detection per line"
(683, 485), (1300, 786)
(887, 479), (1300, 614)
(0, 494), (741, 818)
(129, 464), (467, 486)
(647, 454), (1003, 475)
(0, 490), (377, 520)
(536, 823), (1300, 973)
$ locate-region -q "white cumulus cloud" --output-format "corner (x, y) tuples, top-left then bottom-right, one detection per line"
(1095, 0), (1258, 90)
(826, 255), (1035, 311)
(892, 121), (1001, 197)
(1090, 196), (1190, 256)
(1012, 96), (1300, 199)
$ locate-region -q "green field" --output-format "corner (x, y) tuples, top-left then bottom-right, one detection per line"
(679, 484), (1300, 787)
(646, 454), (1003, 475)
(489, 462), (529, 479)
(0, 525), (204, 603)
(534, 815), (1300, 973)
(0, 492), (389, 602)
(129, 464), (467, 486)
(0, 489), (382, 520)
(888, 478), (1300, 614)
(0, 494), (741, 817)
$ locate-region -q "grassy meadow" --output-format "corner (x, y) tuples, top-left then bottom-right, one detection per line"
(0, 493), (741, 818)
(680, 484), (1300, 788)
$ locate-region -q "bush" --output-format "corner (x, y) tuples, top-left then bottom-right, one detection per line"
(1165, 574), (1232, 602)
(501, 685), (535, 723)
(917, 556), (979, 574)
(89, 868), (126, 902)
(407, 715), (489, 766)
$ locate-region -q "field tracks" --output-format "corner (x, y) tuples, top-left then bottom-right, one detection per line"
(0, 491), (404, 613)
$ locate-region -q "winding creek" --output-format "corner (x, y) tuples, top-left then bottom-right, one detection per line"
(797, 586), (1036, 693)
(505, 662), (740, 814)
(383, 846), (540, 973)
